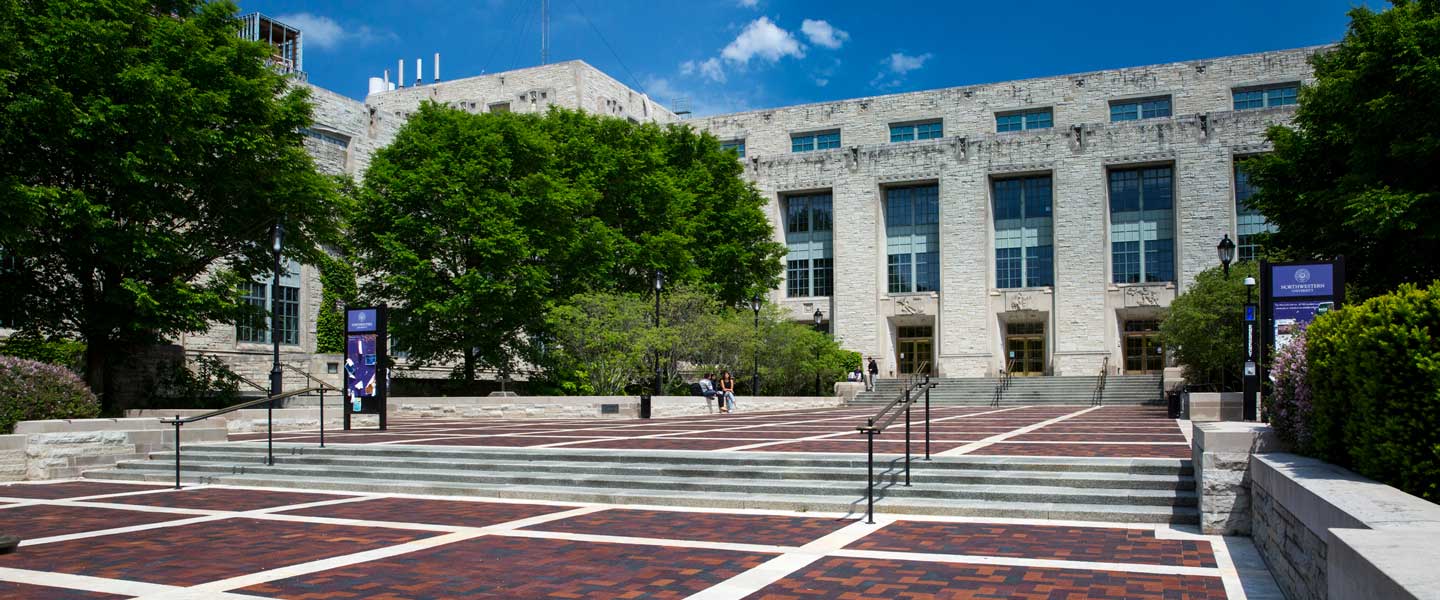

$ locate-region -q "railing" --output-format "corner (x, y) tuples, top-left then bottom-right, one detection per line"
(1092, 356), (1110, 406)
(281, 364), (342, 448)
(992, 359), (1017, 407)
(159, 386), (322, 490)
(855, 362), (932, 524)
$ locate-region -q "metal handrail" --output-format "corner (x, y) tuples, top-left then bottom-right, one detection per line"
(1092, 356), (1110, 406)
(159, 386), (323, 490)
(281, 364), (341, 392)
(992, 359), (1016, 407)
(855, 362), (933, 524)
(233, 373), (270, 394)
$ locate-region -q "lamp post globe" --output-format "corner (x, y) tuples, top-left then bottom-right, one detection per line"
(812, 309), (824, 396)
(750, 293), (762, 396)
(1217, 234), (1236, 277)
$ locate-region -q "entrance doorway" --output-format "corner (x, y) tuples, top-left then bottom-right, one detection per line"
(896, 325), (933, 376)
(1123, 319), (1165, 373)
(1005, 321), (1046, 376)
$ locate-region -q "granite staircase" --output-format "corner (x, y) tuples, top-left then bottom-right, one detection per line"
(851, 374), (1163, 406)
(83, 442), (1197, 524)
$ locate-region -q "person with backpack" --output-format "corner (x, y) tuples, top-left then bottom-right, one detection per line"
(867, 357), (879, 391)
(698, 373), (719, 411)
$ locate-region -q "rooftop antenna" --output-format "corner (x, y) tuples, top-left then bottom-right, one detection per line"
(541, 0), (550, 65)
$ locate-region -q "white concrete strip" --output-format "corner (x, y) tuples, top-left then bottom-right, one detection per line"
(938, 406), (1103, 456)
(684, 517), (887, 600)
(20, 514), (231, 547)
(830, 548), (1224, 577)
(0, 567), (180, 597)
(499, 528), (784, 554)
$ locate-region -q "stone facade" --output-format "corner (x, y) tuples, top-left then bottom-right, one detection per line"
(693, 47), (1320, 377)
(1252, 478), (1329, 600)
(1191, 421), (1282, 535)
(6, 418), (226, 481)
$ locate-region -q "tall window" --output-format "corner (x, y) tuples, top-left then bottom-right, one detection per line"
(235, 260), (301, 345)
(1109, 166), (1175, 284)
(1235, 161), (1275, 262)
(785, 193), (834, 297)
(993, 176), (1054, 288)
(890, 121), (943, 142)
(720, 139), (746, 158)
(1233, 84), (1298, 110)
(996, 108), (1053, 132)
(1110, 97), (1172, 122)
(886, 185), (940, 294)
(792, 131), (840, 153)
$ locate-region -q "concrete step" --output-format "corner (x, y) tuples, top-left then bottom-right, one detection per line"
(84, 468), (1198, 524)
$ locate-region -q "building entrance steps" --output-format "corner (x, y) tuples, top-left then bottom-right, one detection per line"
(852, 374), (1162, 406)
(82, 443), (1198, 524)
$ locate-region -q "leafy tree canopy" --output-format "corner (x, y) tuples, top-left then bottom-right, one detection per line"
(1245, 0), (1440, 298)
(0, 0), (342, 406)
(353, 103), (784, 381)
(1161, 261), (1260, 391)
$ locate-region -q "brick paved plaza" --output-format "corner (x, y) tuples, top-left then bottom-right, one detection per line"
(229, 405), (1191, 459)
(0, 479), (1271, 599)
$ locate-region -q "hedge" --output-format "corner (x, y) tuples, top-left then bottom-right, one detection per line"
(1304, 282), (1440, 502)
(0, 356), (100, 434)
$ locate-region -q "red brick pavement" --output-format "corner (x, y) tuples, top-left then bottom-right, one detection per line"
(0, 504), (197, 540)
(0, 481), (169, 500)
(558, 438), (752, 450)
(528, 508), (854, 546)
(0, 581), (128, 600)
(1010, 433), (1189, 442)
(743, 440), (966, 454)
(0, 517), (437, 586)
(745, 557), (1227, 600)
(277, 497), (571, 528)
(239, 535), (774, 599)
(846, 521), (1217, 567)
(99, 487), (355, 512)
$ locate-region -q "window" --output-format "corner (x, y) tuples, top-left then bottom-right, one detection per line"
(791, 130), (841, 153)
(992, 176), (1054, 288)
(886, 185), (940, 294)
(996, 108), (1053, 132)
(488, 102), (511, 113)
(890, 120), (943, 143)
(1233, 84), (1298, 110)
(784, 193), (834, 297)
(235, 260), (301, 345)
(301, 128), (350, 148)
(1235, 161), (1276, 262)
(1109, 166), (1175, 284)
(1110, 97), (1172, 122)
(720, 139), (746, 158)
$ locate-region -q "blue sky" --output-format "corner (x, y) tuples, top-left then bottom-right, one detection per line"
(238, 0), (1370, 116)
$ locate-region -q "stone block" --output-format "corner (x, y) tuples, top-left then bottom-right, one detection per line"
(1187, 392), (1244, 422)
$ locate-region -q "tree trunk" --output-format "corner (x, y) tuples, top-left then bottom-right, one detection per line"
(84, 340), (114, 414)
(463, 347), (475, 383)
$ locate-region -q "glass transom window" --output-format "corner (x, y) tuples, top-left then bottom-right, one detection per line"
(785, 193), (834, 298)
(1235, 160), (1276, 262)
(890, 121), (943, 143)
(886, 185), (940, 294)
(996, 108), (1053, 132)
(235, 259), (302, 345)
(1110, 97), (1172, 122)
(992, 175), (1054, 289)
(720, 139), (746, 158)
(1109, 166), (1175, 284)
(1233, 84), (1298, 110)
(792, 131), (841, 153)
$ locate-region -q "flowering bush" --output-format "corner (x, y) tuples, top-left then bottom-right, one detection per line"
(1265, 325), (1313, 450)
(0, 356), (99, 434)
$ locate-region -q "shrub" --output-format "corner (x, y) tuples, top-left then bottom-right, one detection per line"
(0, 356), (100, 433)
(0, 338), (86, 373)
(1304, 282), (1440, 502)
(1265, 324), (1313, 450)
(1161, 261), (1259, 390)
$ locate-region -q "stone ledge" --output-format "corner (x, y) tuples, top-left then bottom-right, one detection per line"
(1252, 453), (1440, 532)
(1328, 528), (1440, 600)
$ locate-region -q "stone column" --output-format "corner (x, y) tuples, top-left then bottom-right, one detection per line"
(1191, 421), (1282, 535)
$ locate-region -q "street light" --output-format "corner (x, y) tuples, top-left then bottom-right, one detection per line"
(268, 223), (284, 467)
(813, 308), (824, 396)
(750, 293), (762, 396)
(1217, 234), (1236, 277)
(653, 269), (665, 396)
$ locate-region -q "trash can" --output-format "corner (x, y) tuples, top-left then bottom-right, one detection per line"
(0, 533), (18, 555)
(639, 393), (652, 419)
(1166, 390), (1182, 419)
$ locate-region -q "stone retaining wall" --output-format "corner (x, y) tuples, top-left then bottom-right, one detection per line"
(4, 418), (227, 481)
(1191, 421), (1282, 535)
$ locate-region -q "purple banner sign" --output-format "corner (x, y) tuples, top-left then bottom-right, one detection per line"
(1271, 264), (1335, 298)
(346, 309), (377, 333)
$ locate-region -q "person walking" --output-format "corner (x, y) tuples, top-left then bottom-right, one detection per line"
(866, 357), (879, 392)
(719, 370), (736, 414)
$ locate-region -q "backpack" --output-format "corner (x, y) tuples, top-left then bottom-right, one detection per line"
(689, 381), (703, 396)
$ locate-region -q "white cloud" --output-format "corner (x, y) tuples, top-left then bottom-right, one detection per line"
(814, 78), (829, 87)
(887, 51), (933, 74)
(721, 17), (805, 64)
(644, 75), (749, 117)
(275, 12), (394, 51)
(800, 19), (848, 49)
(737, 0), (759, 7)
(680, 60), (695, 75)
(697, 58), (725, 83)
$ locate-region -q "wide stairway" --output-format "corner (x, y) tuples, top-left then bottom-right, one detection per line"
(852, 373), (1162, 406)
(83, 442), (1196, 523)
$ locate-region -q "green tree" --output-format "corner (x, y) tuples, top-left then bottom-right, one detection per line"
(353, 104), (784, 383)
(1161, 261), (1260, 390)
(1245, 0), (1440, 298)
(0, 0), (341, 408)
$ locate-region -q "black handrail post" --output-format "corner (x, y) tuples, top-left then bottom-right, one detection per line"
(923, 374), (931, 460)
(866, 429), (875, 525)
(904, 390), (912, 487)
(319, 388), (326, 448)
(266, 393), (274, 466)
(173, 415), (181, 490)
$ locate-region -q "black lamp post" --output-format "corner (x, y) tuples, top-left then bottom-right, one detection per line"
(750, 293), (762, 396)
(1217, 234), (1236, 278)
(653, 269), (665, 396)
(813, 308), (824, 396)
(268, 223), (283, 467)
